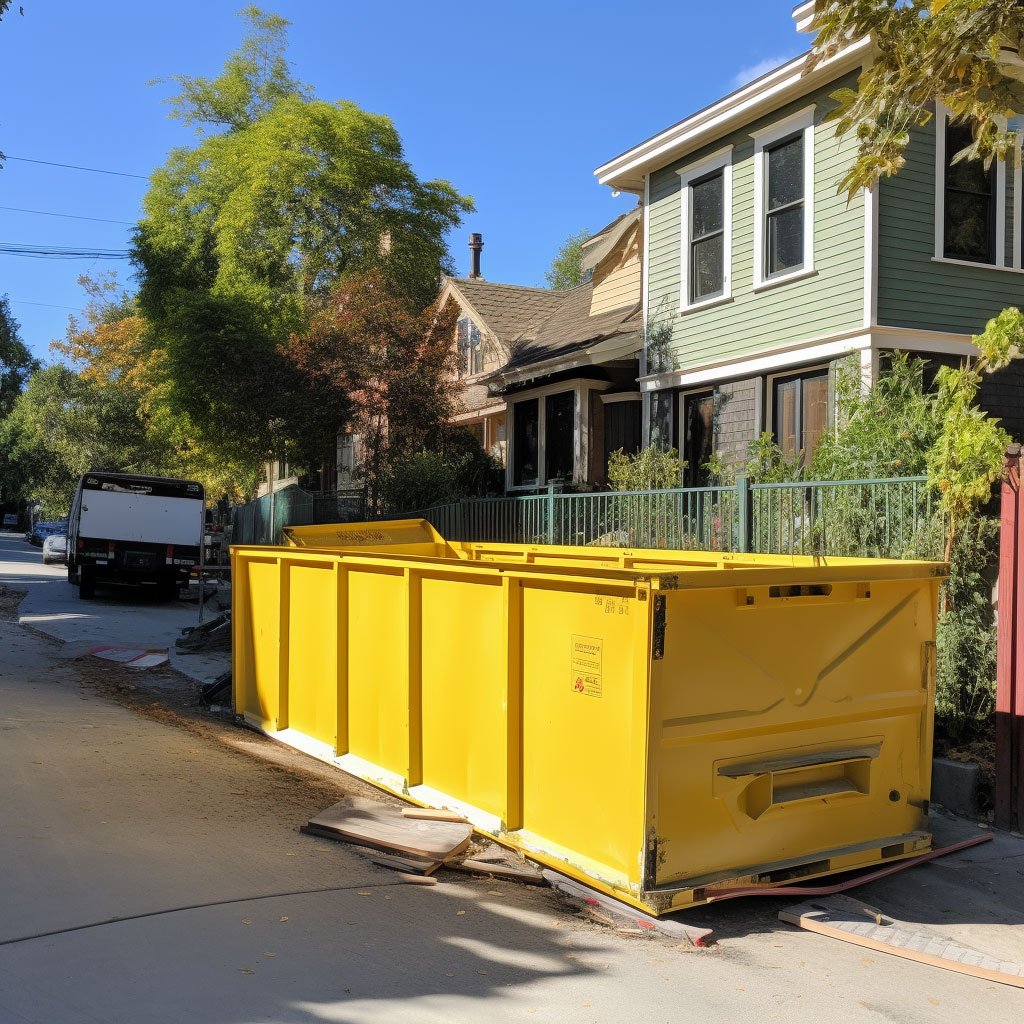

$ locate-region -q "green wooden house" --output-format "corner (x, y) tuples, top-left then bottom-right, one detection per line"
(595, 0), (1024, 485)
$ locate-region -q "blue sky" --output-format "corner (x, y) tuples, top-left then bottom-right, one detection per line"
(0, 1), (806, 359)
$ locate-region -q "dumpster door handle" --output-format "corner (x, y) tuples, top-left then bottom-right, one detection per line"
(718, 745), (880, 820)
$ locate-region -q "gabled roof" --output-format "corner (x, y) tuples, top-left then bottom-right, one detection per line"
(441, 278), (565, 351)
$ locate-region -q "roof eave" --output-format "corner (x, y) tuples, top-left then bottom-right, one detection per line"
(594, 37), (871, 192)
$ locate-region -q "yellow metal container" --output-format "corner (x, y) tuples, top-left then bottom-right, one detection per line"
(234, 522), (945, 914)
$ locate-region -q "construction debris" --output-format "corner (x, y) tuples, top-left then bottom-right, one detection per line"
(543, 871), (714, 947)
(400, 807), (469, 823)
(304, 796), (472, 861)
(780, 894), (1024, 989)
(199, 670), (232, 707)
(175, 612), (231, 653)
(450, 858), (546, 885)
(369, 853), (441, 876)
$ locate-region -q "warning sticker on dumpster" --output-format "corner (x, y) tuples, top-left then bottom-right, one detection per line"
(571, 635), (603, 698)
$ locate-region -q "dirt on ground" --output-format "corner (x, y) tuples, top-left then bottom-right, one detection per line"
(0, 585), (27, 620)
(70, 653), (383, 818)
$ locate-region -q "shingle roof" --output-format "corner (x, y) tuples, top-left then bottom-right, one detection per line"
(502, 282), (640, 371)
(448, 279), (565, 348)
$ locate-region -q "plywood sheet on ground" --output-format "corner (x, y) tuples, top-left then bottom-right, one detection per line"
(307, 797), (472, 861)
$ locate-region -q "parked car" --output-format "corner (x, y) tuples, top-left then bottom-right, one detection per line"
(28, 520), (68, 546)
(42, 534), (67, 565)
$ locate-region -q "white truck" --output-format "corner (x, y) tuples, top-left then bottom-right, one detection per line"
(67, 472), (205, 601)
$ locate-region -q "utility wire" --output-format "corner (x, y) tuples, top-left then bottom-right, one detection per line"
(2, 155), (148, 179)
(0, 241), (130, 260)
(9, 298), (84, 311)
(0, 205), (134, 226)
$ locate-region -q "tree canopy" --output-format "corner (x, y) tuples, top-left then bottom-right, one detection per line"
(812, 1), (1024, 197)
(545, 229), (589, 290)
(134, 7), (473, 470)
(0, 295), (36, 419)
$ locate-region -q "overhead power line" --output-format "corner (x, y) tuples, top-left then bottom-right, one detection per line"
(0, 205), (134, 226)
(0, 241), (130, 260)
(2, 155), (148, 180)
(9, 298), (84, 311)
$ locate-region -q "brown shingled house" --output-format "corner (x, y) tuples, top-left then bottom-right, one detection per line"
(439, 207), (643, 491)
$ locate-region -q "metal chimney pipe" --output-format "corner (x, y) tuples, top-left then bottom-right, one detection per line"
(468, 233), (483, 279)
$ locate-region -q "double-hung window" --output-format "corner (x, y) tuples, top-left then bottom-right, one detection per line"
(677, 147), (732, 311)
(941, 118), (998, 264)
(752, 106), (815, 288)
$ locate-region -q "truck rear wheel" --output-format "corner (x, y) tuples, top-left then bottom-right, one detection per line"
(79, 567), (96, 600)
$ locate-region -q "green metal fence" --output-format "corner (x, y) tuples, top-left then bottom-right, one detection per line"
(231, 485), (366, 545)
(231, 475), (934, 558)
(413, 476), (932, 557)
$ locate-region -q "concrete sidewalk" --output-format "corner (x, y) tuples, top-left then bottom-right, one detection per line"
(0, 530), (228, 684)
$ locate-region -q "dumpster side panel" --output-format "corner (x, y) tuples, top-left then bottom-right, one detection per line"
(346, 567), (412, 777)
(519, 582), (651, 889)
(286, 562), (338, 750)
(650, 578), (936, 887)
(237, 556), (282, 730)
(419, 574), (508, 818)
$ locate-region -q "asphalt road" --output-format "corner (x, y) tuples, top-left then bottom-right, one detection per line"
(1, 530), (1023, 1023)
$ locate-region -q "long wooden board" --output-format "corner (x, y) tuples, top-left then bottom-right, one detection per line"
(307, 797), (472, 861)
(780, 895), (1024, 989)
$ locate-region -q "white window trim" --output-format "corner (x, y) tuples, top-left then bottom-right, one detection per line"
(677, 145), (733, 312)
(934, 101), (1006, 267)
(1015, 130), (1023, 271)
(752, 105), (816, 289)
(600, 391), (642, 404)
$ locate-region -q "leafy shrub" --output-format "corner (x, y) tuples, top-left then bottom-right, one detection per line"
(378, 429), (503, 512)
(607, 445), (682, 492)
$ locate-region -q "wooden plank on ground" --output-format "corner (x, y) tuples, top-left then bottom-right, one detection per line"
(400, 807), (469, 823)
(369, 853), (442, 876)
(450, 859), (546, 884)
(780, 894), (1024, 989)
(306, 797), (472, 862)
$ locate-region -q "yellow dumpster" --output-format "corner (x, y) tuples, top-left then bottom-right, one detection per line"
(233, 523), (945, 914)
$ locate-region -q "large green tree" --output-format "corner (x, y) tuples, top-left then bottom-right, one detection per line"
(812, 1), (1024, 197)
(0, 294), (36, 419)
(134, 7), (472, 469)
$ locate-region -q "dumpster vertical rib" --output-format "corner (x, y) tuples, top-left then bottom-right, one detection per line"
(503, 575), (524, 830)
(335, 561), (350, 756)
(405, 566), (424, 787)
(276, 556), (291, 731)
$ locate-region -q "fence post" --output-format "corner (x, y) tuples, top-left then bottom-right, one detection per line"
(546, 483), (555, 545)
(995, 443), (1024, 831)
(734, 475), (752, 553)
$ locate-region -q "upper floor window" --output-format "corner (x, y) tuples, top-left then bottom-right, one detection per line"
(677, 146), (733, 311)
(765, 133), (805, 278)
(457, 315), (485, 376)
(943, 120), (996, 264)
(935, 107), (1006, 267)
(752, 106), (815, 289)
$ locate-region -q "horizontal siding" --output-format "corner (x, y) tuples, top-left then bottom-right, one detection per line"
(877, 119), (1024, 332)
(646, 75), (864, 371)
(591, 260), (640, 316)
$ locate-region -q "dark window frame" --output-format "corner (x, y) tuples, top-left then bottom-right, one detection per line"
(689, 169), (726, 303)
(763, 130), (806, 281)
(943, 118), (997, 265)
(681, 389), (715, 488)
(770, 367), (829, 467)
